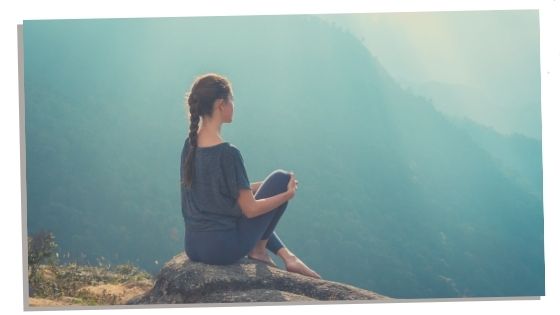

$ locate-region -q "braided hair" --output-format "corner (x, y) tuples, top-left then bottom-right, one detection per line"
(182, 73), (232, 189)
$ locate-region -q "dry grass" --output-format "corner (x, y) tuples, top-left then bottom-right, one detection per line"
(28, 262), (154, 307)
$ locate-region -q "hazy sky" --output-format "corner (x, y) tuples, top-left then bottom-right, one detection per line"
(318, 10), (541, 139)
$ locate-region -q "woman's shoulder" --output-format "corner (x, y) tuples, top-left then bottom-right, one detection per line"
(223, 142), (243, 158)
(225, 142), (240, 151)
(218, 143), (247, 167)
(182, 136), (242, 157)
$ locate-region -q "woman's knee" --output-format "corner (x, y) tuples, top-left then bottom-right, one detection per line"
(266, 169), (291, 188)
(256, 169), (291, 198)
(267, 169), (291, 183)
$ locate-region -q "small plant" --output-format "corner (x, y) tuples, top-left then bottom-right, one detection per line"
(114, 263), (137, 276)
(28, 230), (59, 268)
(28, 230), (59, 297)
(113, 262), (151, 281)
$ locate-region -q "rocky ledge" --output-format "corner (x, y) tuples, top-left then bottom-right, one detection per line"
(127, 252), (390, 304)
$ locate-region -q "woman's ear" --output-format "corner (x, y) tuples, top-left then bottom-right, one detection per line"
(218, 98), (227, 111)
(213, 98), (229, 119)
(213, 98), (225, 112)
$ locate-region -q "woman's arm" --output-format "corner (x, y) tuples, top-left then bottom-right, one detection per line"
(237, 189), (292, 218)
(238, 174), (297, 218)
(250, 181), (263, 194)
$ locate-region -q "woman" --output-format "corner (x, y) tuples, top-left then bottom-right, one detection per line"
(180, 73), (320, 279)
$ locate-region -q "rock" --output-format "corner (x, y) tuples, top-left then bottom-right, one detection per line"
(127, 252), (390, 304)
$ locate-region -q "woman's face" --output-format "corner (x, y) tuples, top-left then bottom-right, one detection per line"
(222, 94), (235, 123)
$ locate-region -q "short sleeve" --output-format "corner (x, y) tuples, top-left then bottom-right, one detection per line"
(222, 146), (251, 199)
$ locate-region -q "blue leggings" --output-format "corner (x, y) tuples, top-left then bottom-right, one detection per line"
(184, 169), (290, 265)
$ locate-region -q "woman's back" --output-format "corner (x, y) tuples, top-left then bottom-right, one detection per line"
(180, 137), (250, 231)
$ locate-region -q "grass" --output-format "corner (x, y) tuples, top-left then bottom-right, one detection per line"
(28, 260), (154, 306)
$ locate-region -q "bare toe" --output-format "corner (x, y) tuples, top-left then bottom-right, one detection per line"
(286, 257), (321, 279)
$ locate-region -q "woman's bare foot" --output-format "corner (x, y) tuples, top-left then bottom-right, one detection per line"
(248, 239), (277, 267)
(284, 255), (321, 279)
(248, 252), (277, 267)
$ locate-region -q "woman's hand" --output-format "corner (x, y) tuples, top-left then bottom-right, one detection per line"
(286, 171), (298, 200)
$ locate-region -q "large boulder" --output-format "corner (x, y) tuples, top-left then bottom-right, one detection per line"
(128, 252), (390, 304)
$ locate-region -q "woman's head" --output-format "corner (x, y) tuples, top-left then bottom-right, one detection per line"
(185, 73), (234, 145)
(183, 73), (233, 188)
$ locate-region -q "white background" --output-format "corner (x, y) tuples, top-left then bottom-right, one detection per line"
(1, 1), (558, 314)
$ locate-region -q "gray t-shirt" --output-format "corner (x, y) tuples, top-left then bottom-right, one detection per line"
(180, 137), (251, 231)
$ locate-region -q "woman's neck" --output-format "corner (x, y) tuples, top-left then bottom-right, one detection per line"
(197, 119), (224, 145)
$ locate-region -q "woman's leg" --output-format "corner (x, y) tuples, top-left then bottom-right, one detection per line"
(236, 169), (290, 258)
(184, 228), (241, 265)
(185, 170), (290, 266)
(234, 169), (321, 278)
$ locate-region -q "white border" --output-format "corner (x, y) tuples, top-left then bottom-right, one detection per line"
(2, 1), (558, 315)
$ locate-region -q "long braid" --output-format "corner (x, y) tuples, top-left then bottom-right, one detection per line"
(184, 92), (200, 189)
(181, 73), (232, 189)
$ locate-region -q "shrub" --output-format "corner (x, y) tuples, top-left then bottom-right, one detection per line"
(27, 230), (59, 297)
